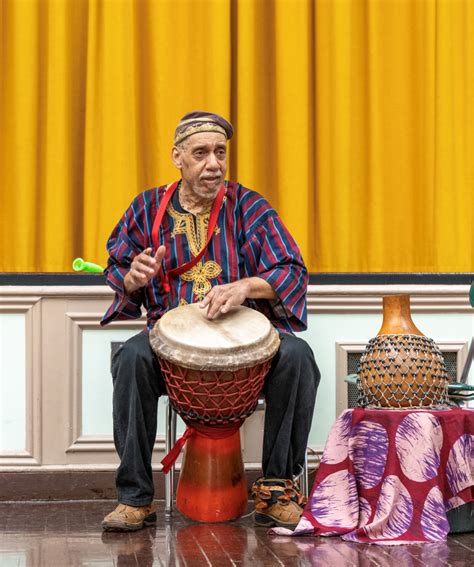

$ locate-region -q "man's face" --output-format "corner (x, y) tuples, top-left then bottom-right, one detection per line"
(172, 132), (227, 199)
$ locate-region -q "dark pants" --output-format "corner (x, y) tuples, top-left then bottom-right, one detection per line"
(111, 330), (320, 506)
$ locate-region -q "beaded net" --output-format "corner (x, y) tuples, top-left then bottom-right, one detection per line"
(159, 358), (271, 428)
(358, 334), (450, 409)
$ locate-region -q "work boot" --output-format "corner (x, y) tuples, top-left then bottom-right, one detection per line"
(252, 478), (307, 529)
(101, 503), (157, 532)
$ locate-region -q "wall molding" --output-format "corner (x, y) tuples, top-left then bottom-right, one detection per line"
(0, 297), (42, 466)
(1, 284), (472, 315)
(307, 284), (471, 313)
(0, 449), (322, 473)
(0, 283), (471, 489)
(66, 435), (166, 454)
(64, 311), (146, 454)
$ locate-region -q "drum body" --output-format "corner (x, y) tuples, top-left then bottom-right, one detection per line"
(358, 295), (449, 408)
(150, 303), (280, 522)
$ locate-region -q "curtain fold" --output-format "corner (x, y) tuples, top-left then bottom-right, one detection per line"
(1, 0), (472, 273)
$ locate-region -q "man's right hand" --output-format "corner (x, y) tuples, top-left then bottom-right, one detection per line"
(124, 246), (166, 295)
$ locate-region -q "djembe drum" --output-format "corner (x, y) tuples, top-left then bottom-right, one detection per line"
(150, 303), (280, 522)
(358, 294), (449, 408)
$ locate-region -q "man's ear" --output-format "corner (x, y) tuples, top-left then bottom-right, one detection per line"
(171, 146), (182, 168)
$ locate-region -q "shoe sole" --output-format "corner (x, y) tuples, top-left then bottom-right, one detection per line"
(254, 512), (298, 530)
(101, 512), (157, 532)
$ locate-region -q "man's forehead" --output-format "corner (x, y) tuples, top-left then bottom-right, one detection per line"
(185, 132), (227, 148)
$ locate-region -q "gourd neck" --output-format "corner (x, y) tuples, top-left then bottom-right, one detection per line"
(377, 294), (424, 336)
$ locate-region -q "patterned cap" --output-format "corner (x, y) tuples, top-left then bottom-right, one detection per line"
(174, 111), (234, 145)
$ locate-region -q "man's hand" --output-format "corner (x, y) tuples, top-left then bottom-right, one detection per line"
(200, 277), (277, 320)
(124, 246), (166, 295)
(200, 280), (250, 319)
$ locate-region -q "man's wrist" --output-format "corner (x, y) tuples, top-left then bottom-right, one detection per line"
(240, 279), (252, 298)
(241, 277), (276, 300)
(124, 273), (140, 296)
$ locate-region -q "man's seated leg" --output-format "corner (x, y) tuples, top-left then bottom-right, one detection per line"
(102, 330), (166, 532)
(254, 333), (320, 528)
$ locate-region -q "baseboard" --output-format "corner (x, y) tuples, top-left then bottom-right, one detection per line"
(0, 469), (317, 502)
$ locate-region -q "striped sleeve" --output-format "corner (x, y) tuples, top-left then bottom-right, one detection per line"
(100, 194), (148, 326)
(240, 208), (308, 332)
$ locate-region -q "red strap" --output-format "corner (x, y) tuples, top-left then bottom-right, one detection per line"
(161, 427), (195, 474)
(151, 181), (179, 251)
(151, 182), (225, 293)
(160, 421), (241, 474)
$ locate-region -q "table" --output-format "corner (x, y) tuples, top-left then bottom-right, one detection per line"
(273, 407), (474, 544)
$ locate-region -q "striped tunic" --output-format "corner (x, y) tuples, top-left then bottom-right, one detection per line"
(101, 180), (308, 334)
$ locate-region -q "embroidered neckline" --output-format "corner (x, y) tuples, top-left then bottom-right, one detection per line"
(167, 201), (212, 257)
(166, 199), (223, 301)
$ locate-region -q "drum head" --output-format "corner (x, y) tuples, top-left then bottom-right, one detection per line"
(150, 304), (280, 370)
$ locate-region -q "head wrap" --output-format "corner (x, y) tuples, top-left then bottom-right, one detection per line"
(174, 111), (234, 145)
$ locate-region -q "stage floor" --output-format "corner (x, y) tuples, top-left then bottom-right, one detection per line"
(0, 500), (473, 566)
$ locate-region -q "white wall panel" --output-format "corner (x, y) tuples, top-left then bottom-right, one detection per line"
(81, 328), (184, 437)
(0, 313), (26, 452)
(303, 313), (375, 448)
(1, 284), (471, 470)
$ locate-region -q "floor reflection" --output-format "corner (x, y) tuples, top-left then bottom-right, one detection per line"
(275, 536), (452, 567)
(101, 528), (157, 566)
(0, 501), (471, 566)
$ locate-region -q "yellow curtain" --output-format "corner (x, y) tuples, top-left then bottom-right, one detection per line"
(1, 0), (472, 273)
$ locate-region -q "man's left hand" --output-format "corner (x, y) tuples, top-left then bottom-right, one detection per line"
(200, 277), (277, 319)
(200, 280), (251, 319)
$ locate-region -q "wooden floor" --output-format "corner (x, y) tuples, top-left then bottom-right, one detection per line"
(0, 500), (473, 566)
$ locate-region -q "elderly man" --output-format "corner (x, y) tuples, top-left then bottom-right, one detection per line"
(101, 111), (320, 531)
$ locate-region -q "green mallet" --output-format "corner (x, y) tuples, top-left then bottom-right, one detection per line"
(72, 258), (104, 273)
(470, 281), (474, 308)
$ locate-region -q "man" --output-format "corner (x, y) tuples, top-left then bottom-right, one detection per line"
(101, 111), (320, 531)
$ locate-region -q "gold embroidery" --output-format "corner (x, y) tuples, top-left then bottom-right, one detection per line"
(167, 202), (223, 300)
(179, 298), (189, 306)
(174, 122), (226, 145)
(168, 202), (209, 257)
(180, 261), (222, 301)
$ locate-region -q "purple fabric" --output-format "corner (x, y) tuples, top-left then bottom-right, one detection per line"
(421, 487), (450, 541)
(395, 413), (443, 481)
(271, 407), (474, 544)
(349, 421), (389, 489)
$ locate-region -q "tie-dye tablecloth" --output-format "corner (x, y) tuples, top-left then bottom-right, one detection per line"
(275, 407), (474, 544)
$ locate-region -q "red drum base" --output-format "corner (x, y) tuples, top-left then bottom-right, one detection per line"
(176, 429), (247, 522)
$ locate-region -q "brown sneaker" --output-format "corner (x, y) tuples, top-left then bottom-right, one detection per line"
(101, 503), (157, 532)
(252, 478), (306, 529)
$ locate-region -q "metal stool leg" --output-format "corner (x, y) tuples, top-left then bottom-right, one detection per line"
(165, 398), (177, 516)
(300, 450), (309, 498)
(293, 449), (309, 497)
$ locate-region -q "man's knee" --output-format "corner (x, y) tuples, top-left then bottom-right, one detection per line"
(265, 333), (321, 396)
(112, 331), (163, 393)
(113, 331), (150, 366)
(278, 334), (311, 359)
(278, 335), (320, 382)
